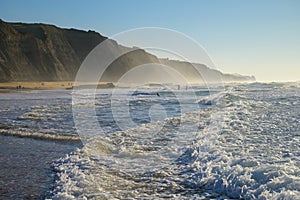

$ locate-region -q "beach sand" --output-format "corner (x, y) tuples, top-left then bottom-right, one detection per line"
(0, 81), (115, 92)
(0, 82), (73, 92)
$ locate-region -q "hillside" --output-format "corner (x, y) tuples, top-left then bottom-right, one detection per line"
(0, 19), (255, 83)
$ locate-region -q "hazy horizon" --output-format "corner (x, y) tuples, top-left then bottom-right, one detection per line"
(0, 0), (299, 82)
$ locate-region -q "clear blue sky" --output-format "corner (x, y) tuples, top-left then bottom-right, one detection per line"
(1, 0), (299, 81)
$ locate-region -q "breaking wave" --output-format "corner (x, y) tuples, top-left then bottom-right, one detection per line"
(50, 83), (300, 199)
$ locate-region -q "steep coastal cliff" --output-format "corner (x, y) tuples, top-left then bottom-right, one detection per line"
(0, 19), (255, 83)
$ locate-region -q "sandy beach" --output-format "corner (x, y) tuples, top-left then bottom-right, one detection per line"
(0, 82), (116, 93)
(0, 82), (73, 92)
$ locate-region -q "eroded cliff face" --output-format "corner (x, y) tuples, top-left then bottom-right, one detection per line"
(0, 19), (107, 81)
(0, 19), (255, 83)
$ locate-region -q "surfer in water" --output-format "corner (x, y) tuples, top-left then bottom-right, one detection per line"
(156, 92), (160, 97)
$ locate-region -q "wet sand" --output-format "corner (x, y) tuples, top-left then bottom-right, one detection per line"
(0, 135), (81, 199)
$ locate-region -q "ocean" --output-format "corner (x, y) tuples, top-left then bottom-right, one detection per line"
(0, 82), (300, 199)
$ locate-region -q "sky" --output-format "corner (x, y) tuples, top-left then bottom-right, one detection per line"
(0, 0), (299, 81)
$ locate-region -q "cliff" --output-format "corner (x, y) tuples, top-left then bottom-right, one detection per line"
(0, 19), (255, 83)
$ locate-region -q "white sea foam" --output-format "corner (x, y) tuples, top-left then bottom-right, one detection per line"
(49, 84), (300, 199)
(0, 129), (80, 142)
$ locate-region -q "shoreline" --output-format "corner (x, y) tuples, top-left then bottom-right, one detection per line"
(0, 81), (74, 92)
(0, 81), (116, 93)
(0, 81), (269, 93)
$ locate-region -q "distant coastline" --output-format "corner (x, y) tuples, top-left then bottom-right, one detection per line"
(0, 19), (255, 83)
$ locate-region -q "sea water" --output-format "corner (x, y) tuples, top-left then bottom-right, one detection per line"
(1, 82), (300, 199)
